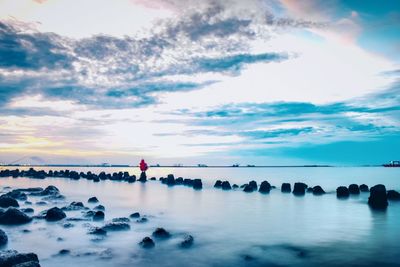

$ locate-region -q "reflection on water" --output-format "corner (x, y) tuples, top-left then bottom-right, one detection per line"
(0, 167), (399, 266)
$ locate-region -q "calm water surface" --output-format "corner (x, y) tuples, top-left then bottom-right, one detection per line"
(0, 167), (399, 267)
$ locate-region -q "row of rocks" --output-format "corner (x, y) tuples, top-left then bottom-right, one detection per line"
(159, 174), (203, 190)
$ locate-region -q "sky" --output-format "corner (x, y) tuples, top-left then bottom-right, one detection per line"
(0, 0), (399, 166)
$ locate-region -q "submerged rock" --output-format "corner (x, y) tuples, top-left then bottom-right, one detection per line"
(0, 229), (8, 246)
(94, 205), (105, 211)
(281, 183), (291, 193)
(306, 187), (313, 193)
(139, 237), (155, 248)
(0, 208), (32, 225)
(4, 190), (27, 201)
(192, 179), (202, 190)
(368, 184), (388, 209)
(152, 228), (171, 239)
(111, 217), (129, 223)
(221, 181), (232, 190)
(136, 217), (148, 223)
(45, 207), (66, 221)
(87, 197), (99, 203)
(93, 211), (105, 221)
(312, 186), (325, 195)
(0, 196), (19, 208)
(248, 181), (258, 190)
(336, 186), (350, 198)
(293, 183), (307, 195)
(129, 212), (140, 218)
(243, 184), (254, 193)
(88, 227), (107, 236)
(359, 184), (369, 192)
(20, 208), (34, 213)
(180, 234), (194, 248)
(214, 180), (222, 188)
(387, 190), (400, 200)
(62, 202), (85, 211)
(348, 184), (360, 194)
(102, 222), (130, 231)
(232, 184), (239, 189)
(0, 250), (40, 267)
(259, 181), (271, 193)
(40, 185), (59, 196)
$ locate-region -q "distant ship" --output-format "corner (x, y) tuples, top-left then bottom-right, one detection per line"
(383, 161), (400, 167)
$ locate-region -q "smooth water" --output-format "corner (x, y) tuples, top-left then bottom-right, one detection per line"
(0, 167), (399, 267)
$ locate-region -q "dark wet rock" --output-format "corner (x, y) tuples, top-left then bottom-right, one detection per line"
(35, 201), (47, 206)
(214, 180), (222, 188)
(20, 208), (34, 213)
(22, 229), (30, 233)
(306, 187), (313, 193)
(88, 227), (107, 236)
(40, 185), (59, 196)
(136, 217), (148, 223)
(139, 237), (155, 248)
(127, 176), (136, 183)
(249, 181), (258, 190)
(239, 184), (247, 188)
(62, 202), (85, 211)
(0, 229), (8, 246)
(0, 196), (19, 208)
(281, 183), (291, 193)
(192, 179), (202, 190)
(0, 208), (32, 225)
(348, 184), (360, 194)
(232, 184), (239, 189)
(368, 184), (388, 209)
(180, 234), (194, 248)
(166, 174), (175, 186)
(24, 201), (32, 205)
(45, 207), (66, 221)
(4, 190), (27, 201)
(18, 188), (43, 193)
(58, 249), (70, 255)
(102, 222), (130, 231)
(87, 197), (99, 203)
(312, 186), (325, 195)
(152, 228), (171, 238)
(183, 179), (193, 186)
(63, 223), (74, 228)
(84, 211), (96, 218)
(293, 183), (307, 195)
(336, 186), (350, 198)
(359, 184), (369, 192)
(138, 172), (147, 182)
(259, 181), (271, 193)
(150, 177), (156, 181)
(175, 177), (183, 184)
(387, 190), (400, 200)
(57, 237), (64, 242)
(129, 212), (140, 218)
(111, 217), (130, 223)
(0, 250), (40, 267)
(243, 184), (254, 193)
(94, 205), (105, 211)
(221, 181), (232, 190)
(93, 211), (105, 221)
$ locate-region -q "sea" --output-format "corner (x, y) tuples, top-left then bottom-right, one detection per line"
(0, 166), (399, 267)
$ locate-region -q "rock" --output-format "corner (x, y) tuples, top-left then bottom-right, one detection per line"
(63, 223), (74, 228)
(214, 180), (222, 188)
(111, 217), (130, 223)
(4, 190), (27, 201)
(129, 212), (140, 218)
(138, 172), (147, 182)
(166, 174), (175, 186)
(281, 183), (291, 193)
(127, 176), (136, 183)
(232, 184), (239, 189)
(348, 184), (360, 194)
(93, 211), (105, 221)
(136, 217), (148, 223)
(243, 184), (254, 193)
(312, 186), (325, 195)
(45, 207), (66, 221)
(248, 181), (257, 190)
(150, 177), (156, 181)
(94, 205), (105, 211)
(152, 228), (171, 238)
(0, 208), (32, 225)
(359, 184), (369, 192)
(175, 177), (183, 184)
(368, 184), (388, 209)
(62, 202), (85, 211)
(20, 208), (34, 213)
(88, 227), (107, 236)
(0, 196), (19, 208)
(40, 185), (59, 196)
(387, 190), (400, 200)
(336, 186), (350, 198)
(139, 237), (155, 248)
(0, 250), (40, 267)
(183, 179), (193, 186)
(0, 229), (8, 246)
(259, 181), (271, 193)
(58, 249), (70, 255)
(293, 183), (307, 195)
(192, 179), (202, 190)
(221, 181), (231, 190)
(102, 222), (130, 231)
(180, 234), (194, 248)
(88, 197), (99, 203)
(306, 187), (313, 193)
(35, 201), (47, 206)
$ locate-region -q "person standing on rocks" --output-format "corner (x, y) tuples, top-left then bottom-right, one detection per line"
(139, 159), (148, 182)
